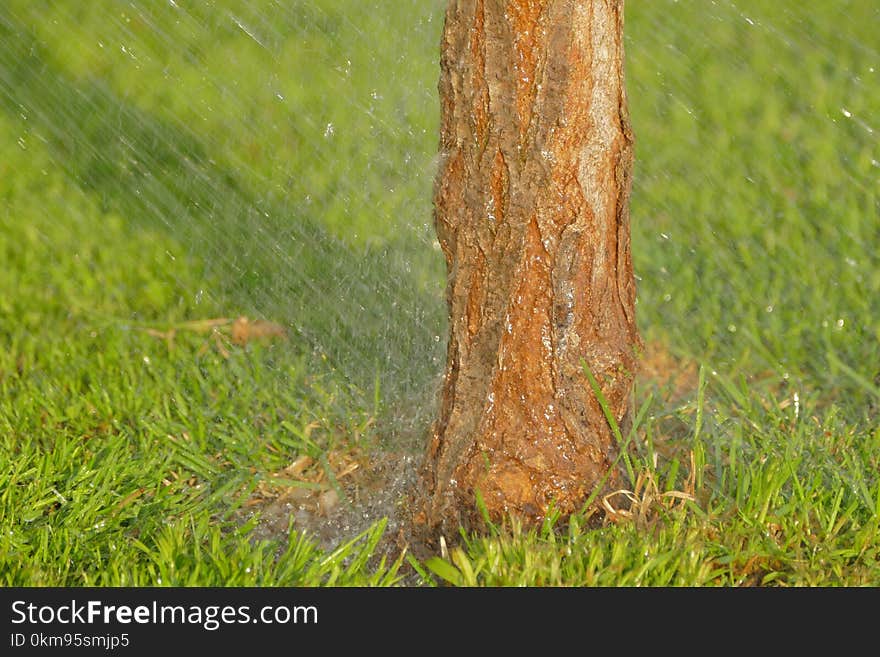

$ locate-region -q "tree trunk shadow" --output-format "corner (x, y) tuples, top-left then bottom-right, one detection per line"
(0, 15), (445, 420)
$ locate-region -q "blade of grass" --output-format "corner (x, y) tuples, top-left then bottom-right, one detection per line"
(582, 359), (635, 484)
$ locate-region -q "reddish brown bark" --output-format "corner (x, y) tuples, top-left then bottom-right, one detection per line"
(418, 0), (641, 537)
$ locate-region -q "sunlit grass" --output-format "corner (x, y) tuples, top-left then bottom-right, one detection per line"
(1, 0), (878, 585)
(425, 381), (880, 586)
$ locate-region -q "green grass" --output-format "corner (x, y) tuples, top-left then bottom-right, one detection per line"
(1, 0), (878, 586)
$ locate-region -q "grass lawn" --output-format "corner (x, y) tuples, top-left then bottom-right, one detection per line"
(1, 0), (878, 586)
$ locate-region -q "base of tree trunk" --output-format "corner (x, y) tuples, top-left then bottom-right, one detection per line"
(416, 0), (641, 542)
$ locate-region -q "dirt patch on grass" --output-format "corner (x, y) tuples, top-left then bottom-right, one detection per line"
(238, 445), (420, 557)
(638, 339), (699, 404)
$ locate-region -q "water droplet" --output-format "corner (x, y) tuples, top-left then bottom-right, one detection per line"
(324, 123), (335, 138)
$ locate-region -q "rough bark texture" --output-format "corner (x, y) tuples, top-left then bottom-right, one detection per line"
(418, 0), (640, 537)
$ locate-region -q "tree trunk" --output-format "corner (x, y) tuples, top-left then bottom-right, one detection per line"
(417, 0), (641, 537)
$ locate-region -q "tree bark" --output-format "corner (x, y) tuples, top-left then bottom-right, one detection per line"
(417, 0), (640, 537)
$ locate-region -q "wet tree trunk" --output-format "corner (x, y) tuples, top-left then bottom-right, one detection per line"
(417, 0), (641, 537)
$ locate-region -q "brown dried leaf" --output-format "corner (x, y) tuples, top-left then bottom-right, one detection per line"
(231, 316), (287, 345)
(142, 315), (286, 357)
(283, 455), (314, 477)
